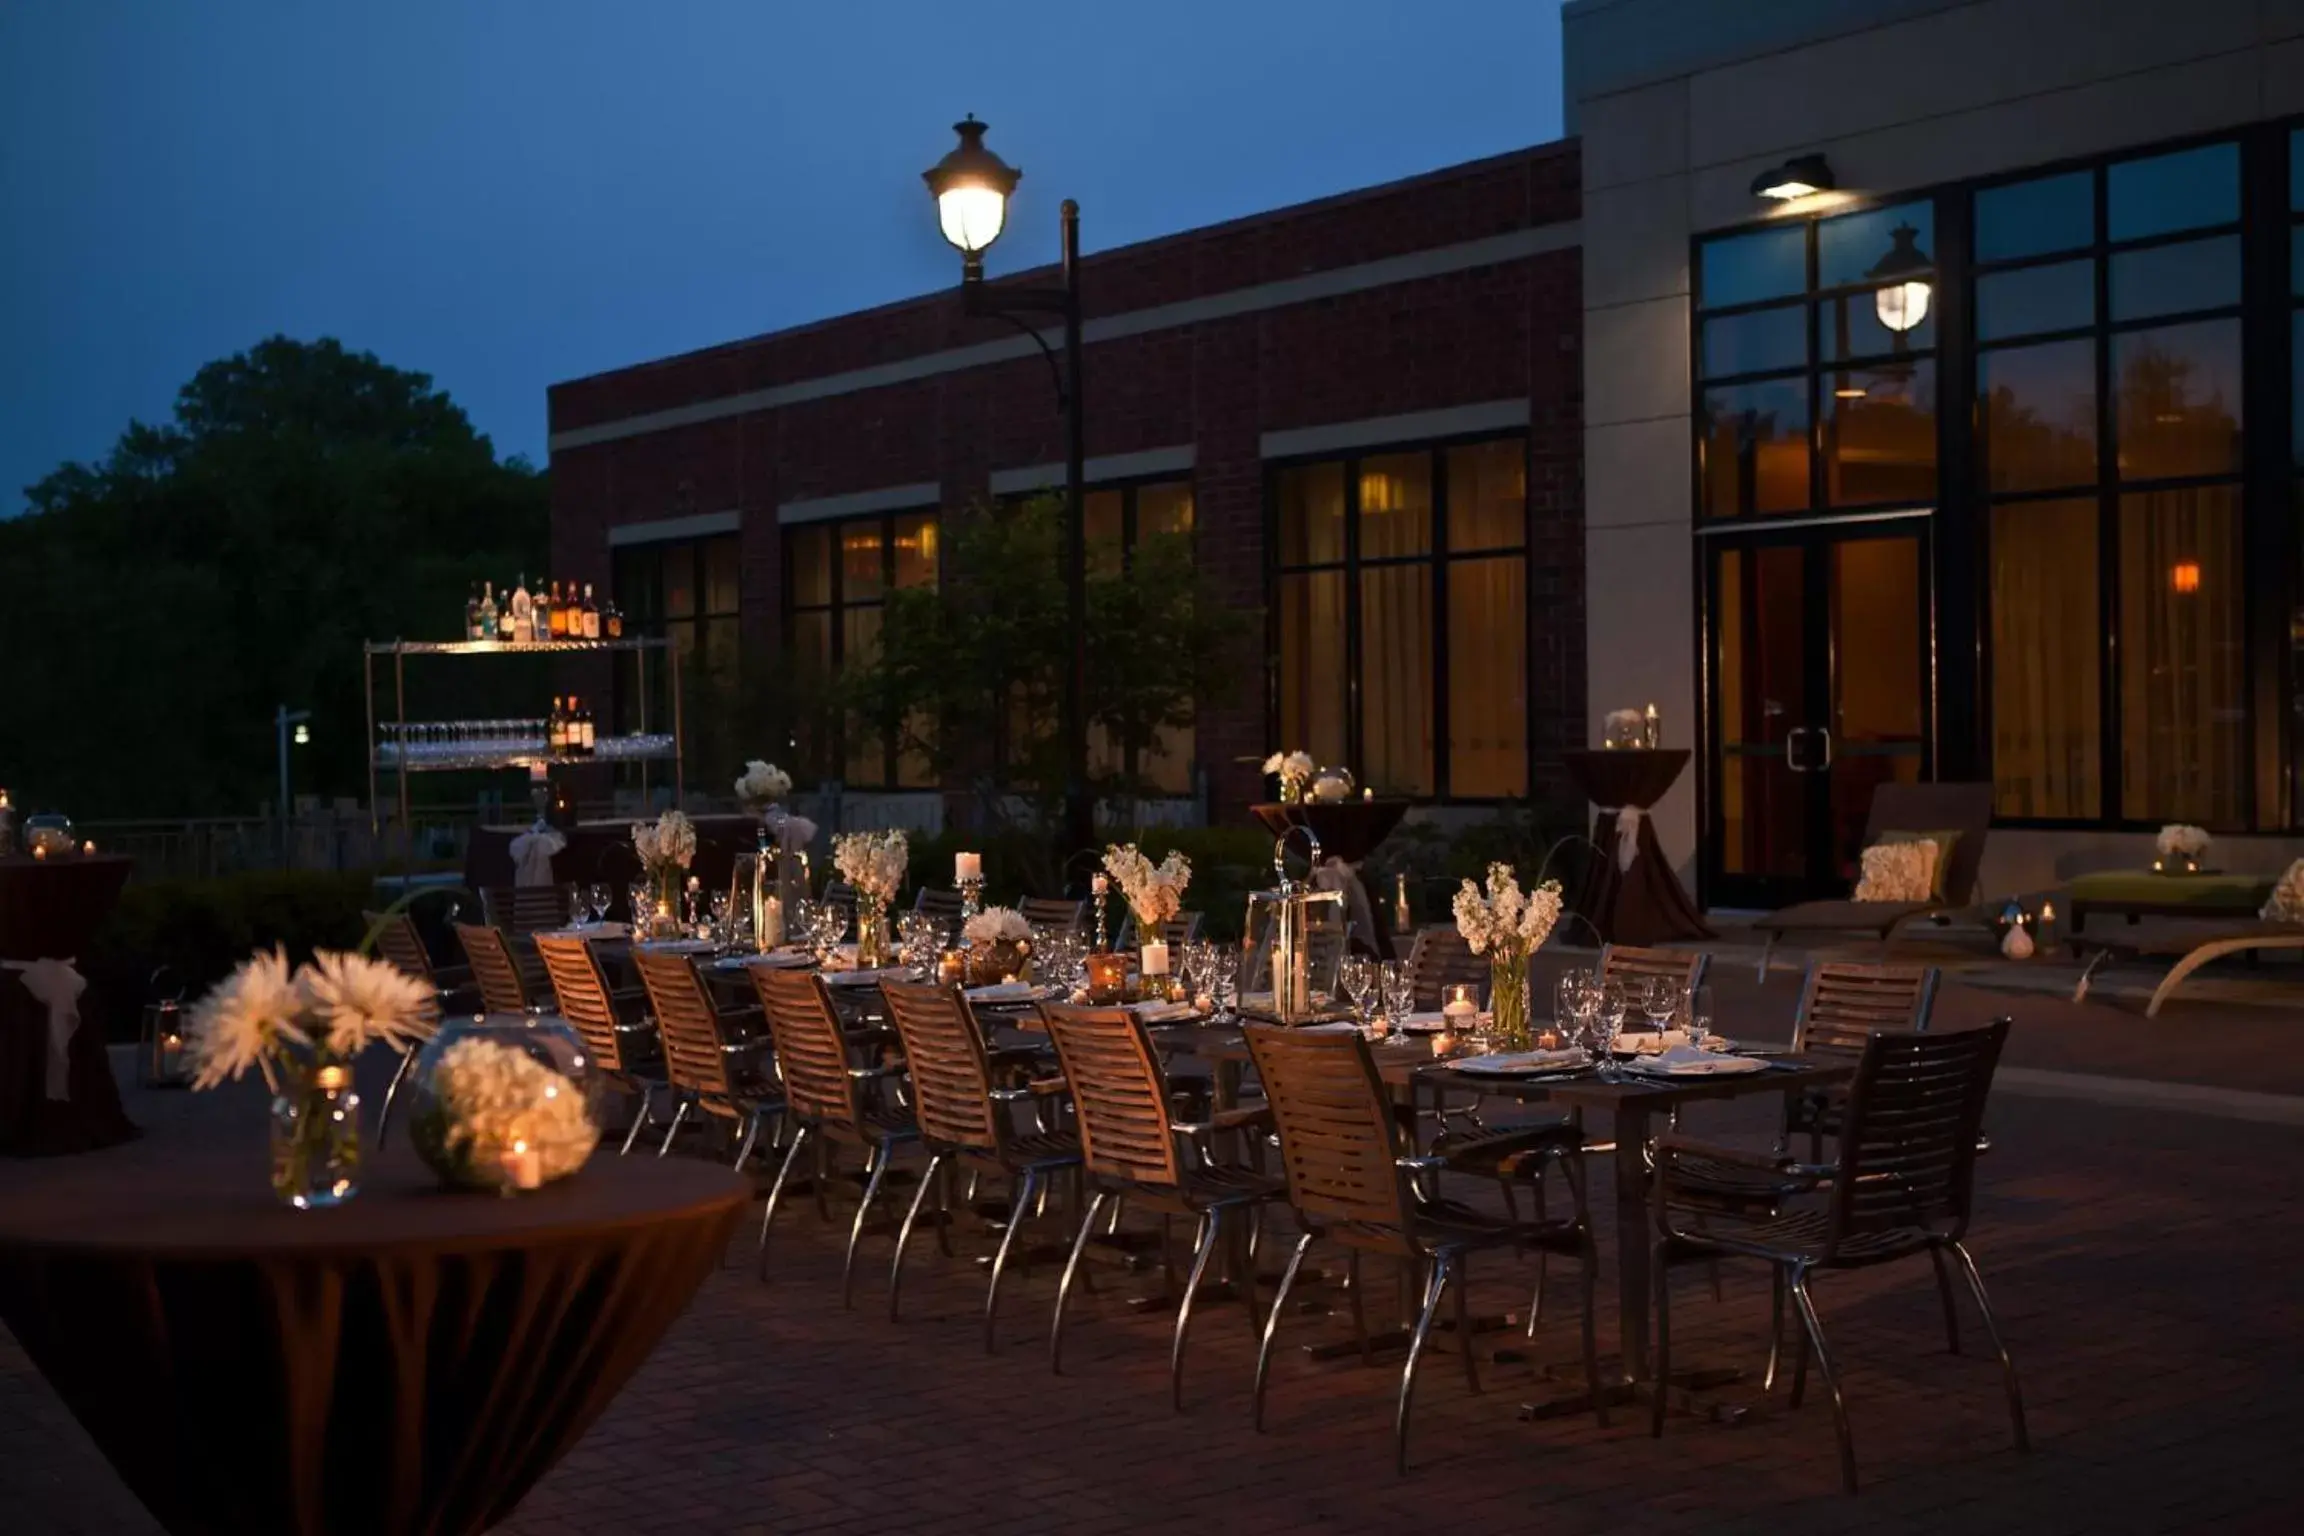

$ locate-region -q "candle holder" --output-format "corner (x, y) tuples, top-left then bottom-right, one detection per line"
(937, 949), (966, 987)
(1091, 878), (1110, 953)
(1085, 951), (1128, 1005)
(958, 872), (985, 921)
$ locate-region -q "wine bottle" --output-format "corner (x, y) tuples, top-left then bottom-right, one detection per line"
(574, 696), (596, 755)
(581, 583), (600, 640)
(510, 574), (534, 645)
(497, 584), (517, 642)
(604, 598), (623, 639)
(476, 581), (498, 643)
(464, 581), (480, 641)
(546, 581), (565, 639)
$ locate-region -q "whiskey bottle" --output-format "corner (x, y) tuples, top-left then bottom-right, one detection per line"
(497, 583), (517, 642)
(604, 598), (623, 639)
(580, 583), (600, 640)
(573, 696), (596, 755)
(546, 581), (566, 639)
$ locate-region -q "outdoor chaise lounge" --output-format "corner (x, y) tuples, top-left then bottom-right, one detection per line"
(2066, 922), (2304, 1017)
(1749, 782), (1996, 981)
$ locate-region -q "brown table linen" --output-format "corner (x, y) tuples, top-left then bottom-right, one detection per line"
(0, 854), (138, 1155)
(1561, 750), (1715, 946)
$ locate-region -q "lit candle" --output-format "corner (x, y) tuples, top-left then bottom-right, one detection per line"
(1362, 786), (1374, 802)
(81, 840), (95, 856)
(314, 1064), (350, 1092)
(937, 949), (965, 987)
(1091, 873), (1109, 895)
(1537, 1027), (1563, 1051)
(31, 845), (46, 860)
(502, 1139), (543, 1191)
(1141, 939), (1170, 977)
(1442, 984), (1479, 1027)
(955, 851), (982, 883)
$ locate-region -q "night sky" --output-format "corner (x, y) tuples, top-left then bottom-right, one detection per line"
(0, 2), (1567, 514)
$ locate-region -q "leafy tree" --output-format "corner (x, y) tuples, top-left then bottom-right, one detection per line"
(0, 337), (546, 818)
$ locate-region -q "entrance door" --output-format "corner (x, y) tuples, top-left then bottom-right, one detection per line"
(1704, 522), (1930, 910)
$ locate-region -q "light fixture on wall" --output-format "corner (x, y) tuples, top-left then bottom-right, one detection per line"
(1750, 153), (1835, 201)
(1866, 222), (1934, 334)
(2171, 560), (2202, 594)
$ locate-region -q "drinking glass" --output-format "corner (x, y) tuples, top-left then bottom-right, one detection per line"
(1338, 954), (1377, 1028)
(1641, 975), (1684, 1036)
(1685, 984), (1716, 1046)
(707, 892), (732, 944)
(811, 903), (849, 960)
(568, 888), (589, 928)
(626, 881), (652, 927)
(1211, 948), (1241, 1014)
(1591, 980), (1627, 1078)
(586, 882), (612, 923)
(1379, 960), (1412, 1024)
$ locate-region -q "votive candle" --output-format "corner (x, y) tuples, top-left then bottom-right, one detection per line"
(955, 851), (982, 883)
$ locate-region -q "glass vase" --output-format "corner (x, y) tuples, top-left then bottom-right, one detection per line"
(405, 1014), (604, 1193)
(857, 900), (892, 969)
(271, 1058), (361, 1209)
(1489, 954), (1532, 1052)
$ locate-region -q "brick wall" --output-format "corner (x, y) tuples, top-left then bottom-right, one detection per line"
(549, 139), (1584, 820)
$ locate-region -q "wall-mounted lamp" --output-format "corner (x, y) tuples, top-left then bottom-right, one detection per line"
(1750, 153), (1835, 201)
(2171, 561), (2202, 595)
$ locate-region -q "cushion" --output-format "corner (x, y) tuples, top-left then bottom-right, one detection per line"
(2262, 860), (2304, 925)
(1879, 829), (1961, 902)
(1853, 839), (1936, 903)
(2066, 870), (2273, 909)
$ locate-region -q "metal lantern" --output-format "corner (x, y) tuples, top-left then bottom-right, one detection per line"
(1239, 826), (1348, 1024)
(139, 967), (193, 1089)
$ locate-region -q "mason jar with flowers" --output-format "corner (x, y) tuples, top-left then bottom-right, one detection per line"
(833, 827), (909, 968)
(1452, 863), (1564, 1052)
(1104, 842), (1192, 997)
(961, 905), (1033, 985)
(1262, 750), (1316, 805)
(186, 945), (433, 1207)
(631, 809), (697, 935)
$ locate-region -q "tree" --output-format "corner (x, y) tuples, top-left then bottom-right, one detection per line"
(0, 337), (547, 818)
(837, 495), (1245, 837)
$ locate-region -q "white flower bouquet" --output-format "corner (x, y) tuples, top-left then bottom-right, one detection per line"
(962, 904), (1034, 984)
(412, 1036), (600, 1191)
(1105, 843), (1192, 936)
(1261, 750), (1316, 801)
(632, 808), (697, 875)
(963, 905), (1032, 947)
(2156, 824), (2211, 864)
(833, 827), (909, 907)
(734, 759), (792, 813)
(1452, 863), (1564, 1049)
(188, 945), (432, 1092)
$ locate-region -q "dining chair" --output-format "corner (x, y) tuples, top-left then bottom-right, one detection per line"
(750, 967), (919, 1305)
(630, 949), (782, 1171)
(1019, 896), (1087, 935)
(879, 980), (1081, 1340)
(535, 933), (665, 1155)
(912, 886), (965, 923)
(1403, 925), (1487, 1009)
(481, 882), (574, 994)
(1649, 1020), (2025, 1494)
(1786, 961), (1940, 1158)
(454, 921), (535, 1016)
(1598, 943), (1710, 995)
(1115, 911), (1205, 950)
(1242, 1024), (1606, 1473)
(362, 908), (468, 1146)
(1041, 1002), (1283, 1407)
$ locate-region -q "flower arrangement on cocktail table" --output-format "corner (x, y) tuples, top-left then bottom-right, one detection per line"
(734, 759), (791, 815)
(2155, 823), (2210, 873)
(1262, 750), (1316, 804)
(962, 904), (1033, 984)
(632, 808), (697, 930)
(409, 1033), (600, 1193)
(1452, 862), (1564, 1051)
(188, 946), (433, 1207)
(833, 827), (909, 966)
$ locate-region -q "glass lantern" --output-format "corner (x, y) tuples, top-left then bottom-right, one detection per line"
(1240, 886), (1348, 1023)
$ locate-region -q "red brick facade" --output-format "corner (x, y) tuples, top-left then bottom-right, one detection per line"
(547, 141), (1584, 819)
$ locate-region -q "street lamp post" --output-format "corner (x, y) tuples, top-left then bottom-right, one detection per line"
(275, 705), (312, 868)
(923, 115), (1093, 863)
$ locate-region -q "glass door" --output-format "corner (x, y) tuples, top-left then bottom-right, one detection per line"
(1704, 522), (1930, 908)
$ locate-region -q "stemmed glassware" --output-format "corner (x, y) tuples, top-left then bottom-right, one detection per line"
(1338, 954), (1378, 1036)
(626, 881), (652, 929)
(706, 892), (733, 945)
(585, 883), (613, 925)
(1209, 947), (1241, 1016)
(1641, 975), (1685, 1038)
(1591, 979), (1628, 1078)
(809, 902), (850, 963)
(1378, 960), (1412, 1036)
(899, 911), (940, 977)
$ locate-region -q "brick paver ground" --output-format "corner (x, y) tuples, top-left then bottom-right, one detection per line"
(6, 971), (2304, 1533)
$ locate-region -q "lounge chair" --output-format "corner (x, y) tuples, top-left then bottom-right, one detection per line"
(1749, 782), (1995, 981)
(2066, 921), (2304, 1017)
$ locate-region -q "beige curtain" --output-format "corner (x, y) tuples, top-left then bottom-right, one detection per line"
(1990, 499), (2099, 818)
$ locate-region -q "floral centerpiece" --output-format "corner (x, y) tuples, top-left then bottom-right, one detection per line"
(632, 808), (697, 931)
(962, 905), (1033, 985)
(734, 759), (791, 815)
(1452, 863), (1564, 1051)
(1262, 750), (1316, 804)
(1104, 843), (1191, 984)
(407, 1032), (600, 1193)
(2156, 824), (2210, 874)
(188, 946), (432, 1207)
(833, 827), (908, 967)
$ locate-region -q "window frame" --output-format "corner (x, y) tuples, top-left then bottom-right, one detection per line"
(610, 532), (741, 756)
(782, 506), (939, 790)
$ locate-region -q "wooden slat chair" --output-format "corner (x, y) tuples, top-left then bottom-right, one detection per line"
(1650, 1020), (2026, 1494)
(482, 881), (576, 994)
(1019, 896), (1088, 935)
(1598, 943), (1711, 998)
(751, 967), (919, 1305)
(1787, 961), (1941, 1157)
(1403, 925), (1487, 1009)
(1041, 1002), (1283, 1406)
(880, 980), (1081, 1339)
(1243, 1024), (1607, 1473)
(362, 908), (468, 1145)
(912, 886), (965, 923)
(630, 949), (782, 1172)
(454, 921), (536, 1017)
(1115, 911), (1205, 951)
(535, 933), (665, 1155)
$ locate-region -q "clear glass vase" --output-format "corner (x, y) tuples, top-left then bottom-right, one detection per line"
(405, 1014), (604, 1193)
(271, 1058), (361, 1209)
(1489, 954), (1532, 1052)
(856, 901), (892, 969)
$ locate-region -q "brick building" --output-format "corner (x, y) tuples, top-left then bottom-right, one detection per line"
(546, 141), (1585, 827)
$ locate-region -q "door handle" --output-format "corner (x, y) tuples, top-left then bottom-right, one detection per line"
(1814, 727), (1833, 770)
(1784, 726), (1811, 773)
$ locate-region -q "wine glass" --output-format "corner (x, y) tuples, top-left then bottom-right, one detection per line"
(1338, 954), (1378, 1031)
(1685, 984), (1717, 1047)
(706, 892), (732, 945)
(567, 888), (589, 928)
(585, 882), (612, 924)
(626, 881), (652, 928)
(1640, 975), (1684, 1038)
(1210, 948), (1241, 1015)
(811, 902), (850, 962)
(1591, 980), (1627, 1078)
(1378, 960), (1412, 1033)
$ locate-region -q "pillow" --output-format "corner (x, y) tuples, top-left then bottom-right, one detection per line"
(2262, 859), (2304, 925)
(1878, 829), (1962, 901)
(1853, 839), (1936, 903)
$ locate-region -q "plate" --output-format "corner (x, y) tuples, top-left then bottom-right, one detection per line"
(824, 966), (910, 988)
(1621, 1051), (1768, 1077)
(1449, 1049), (1590, 1076)
(965, 981), (1047, 1004)
(1129, 1001), (1202, 1024)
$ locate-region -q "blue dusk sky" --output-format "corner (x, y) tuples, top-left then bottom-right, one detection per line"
(0, 2), (1567, 514)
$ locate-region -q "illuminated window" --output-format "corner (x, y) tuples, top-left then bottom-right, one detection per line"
(784, 509), (939, 788)
(612, 532), (741, 781)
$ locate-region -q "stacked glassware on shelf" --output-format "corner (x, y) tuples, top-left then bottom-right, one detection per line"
(463, 573), (623, 644)
(377, 701), (672, 766)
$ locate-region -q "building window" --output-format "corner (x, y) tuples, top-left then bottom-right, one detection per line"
(1082, 479), (1197, 795)
(1696, 201), (1940, 520)
(1270, 435), (1528, 800)
(611, 533), (740, 778)
(2289, 126), (2304, 823)
(1975, 140), (2247, 825)
(783, 509), (938, 788)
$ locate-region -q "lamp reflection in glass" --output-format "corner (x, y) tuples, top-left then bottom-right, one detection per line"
(923, 114), (1021, 264)
(1866, 222), (1933, 335)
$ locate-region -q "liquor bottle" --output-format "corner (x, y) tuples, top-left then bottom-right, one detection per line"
(546, 581), (566, 638)
(497, 583), (517, 642)
(604, 598), (623, 639)
(581, 583), (600, 640)
(573, 696), (596, 755)
(510, 574), (534, 645)
(464, 581), (480, 641)
(548, 696), (566, 755)
(477, 581), (498, 643)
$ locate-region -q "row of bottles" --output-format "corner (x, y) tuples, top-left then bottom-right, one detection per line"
(464, 576), (624, 644)
(548, 696), (598, 756)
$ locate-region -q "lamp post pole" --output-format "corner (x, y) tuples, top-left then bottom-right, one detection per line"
(274, 705), (312, 869)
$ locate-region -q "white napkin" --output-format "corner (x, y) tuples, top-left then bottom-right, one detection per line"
(825, 966), (909, 988)
(1128, 1000), (1199, 1023)
(1453, 1046), (1588, 1074)
(508, 828), (566, 886)
(1395, 1011), (1450, 1033)
(4, 958), (84, 1099)
(1624, 1042), (1763, 1076)
(965, 980), (1040, 1003)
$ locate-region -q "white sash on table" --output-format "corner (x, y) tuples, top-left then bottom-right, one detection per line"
(3, 957), (85, 1099)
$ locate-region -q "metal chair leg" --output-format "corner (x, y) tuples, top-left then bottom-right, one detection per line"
(1928, 1244), (1964, 1355)
(1394, 1254), (1451, 1476)
(1756, 935), (1775, 982)
(889, 1150), (945, 1322)
(1789, 1268), (1857, 1494)
(1050, 1189), (1108, 1374)
(375, 1044), (420, 1147)
(1253, 1230), (1316, 1431)
(657, 1097), (692, 1157)
(758, 1124), (811, 1276)
(1949, 1240), (2030, 1454)
(618, 1085), (654, 1155)
(811, 1135), (833, 1222)
(1764, 1267), (1786, 1390)
(985, 1165), (1041, 1352)
(731, 1108), (764, 1171)
(934, 1157), (957, 1256)
(1170, 1207), (1223, 1411)
(842, 1143), (893, 1309)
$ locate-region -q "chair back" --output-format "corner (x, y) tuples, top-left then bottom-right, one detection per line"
(1019, 896), (1087, 935)
(913, 886), (965, 921)
(880, 980), (999, 1152)
(1041, 1003), (1182, 1188)
(752, 967), (861, 1127)
(1118, 911), (1204, 950)
(364, 910), (437, 987)
(482, 884), (575, 937)
(1241, 1025), (1413, 1236)
(821, 880), (859, 910)
(534, 934), (632, 1072)
(1826, 1020), (2008, 1252)
(631, 949), (736, 1099)
(454, 922), (531, 1015)
(1404, 925), (1485, 1008)
(1863, 782), (1995, 905)
(1793, 962), (1940, 1058)
(1600, 944), (1710, 995)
